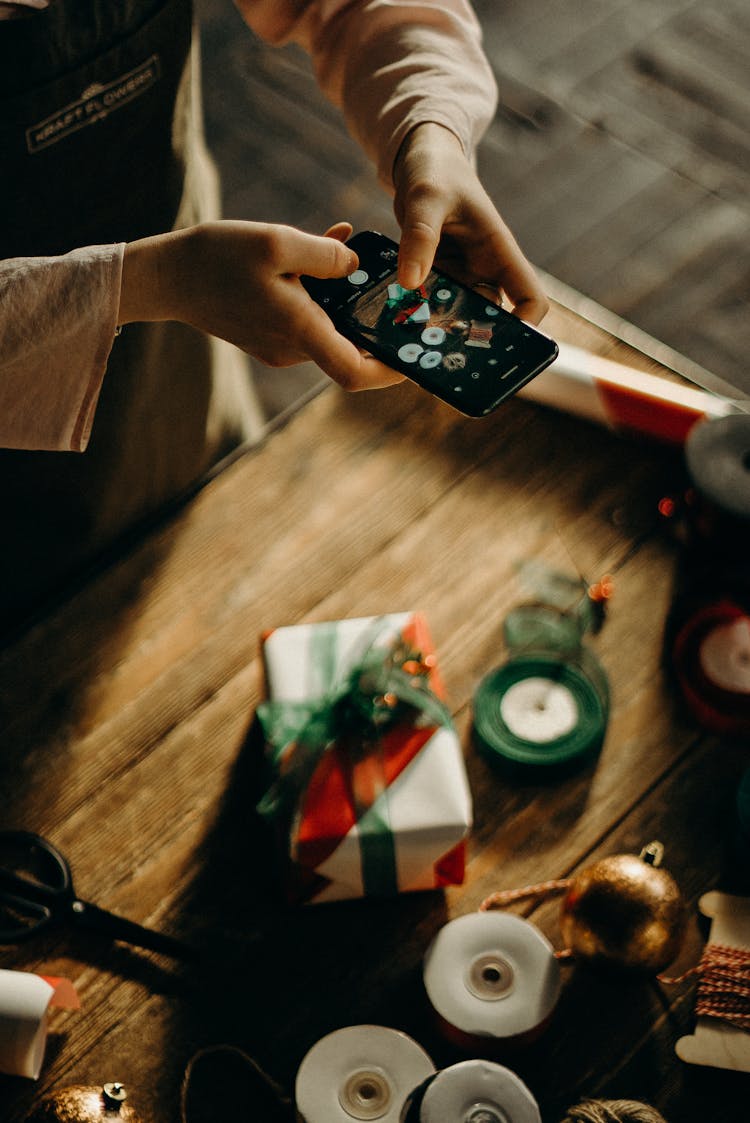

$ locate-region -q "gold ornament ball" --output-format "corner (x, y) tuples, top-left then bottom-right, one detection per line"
(559, 853), (687, 974)
(25, 1084), (146, 1123)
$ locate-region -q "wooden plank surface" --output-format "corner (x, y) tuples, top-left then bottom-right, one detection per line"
(0, 300), (746, 1123)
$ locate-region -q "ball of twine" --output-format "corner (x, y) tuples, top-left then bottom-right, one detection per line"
(560, 1100), (668, 1123)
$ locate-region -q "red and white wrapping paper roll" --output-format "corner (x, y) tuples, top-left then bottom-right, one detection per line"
(518, 342), (740, 444)
(0, 969), (80, 1079)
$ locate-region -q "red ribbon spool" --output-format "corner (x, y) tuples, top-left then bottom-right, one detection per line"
(671, 598), (750, 736)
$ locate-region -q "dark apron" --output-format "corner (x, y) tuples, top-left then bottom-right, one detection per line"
(0, 0), (263, 629)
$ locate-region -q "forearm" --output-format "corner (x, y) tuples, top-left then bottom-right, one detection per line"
(332, 13), (498, 187)
(235, 0), (497, 186)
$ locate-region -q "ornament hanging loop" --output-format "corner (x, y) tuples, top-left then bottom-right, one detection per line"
(639, 840), (665, 868)
(102, 1084), (128, 1111)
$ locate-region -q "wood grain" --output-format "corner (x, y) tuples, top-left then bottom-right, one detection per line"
(0, 300), (745, 1123)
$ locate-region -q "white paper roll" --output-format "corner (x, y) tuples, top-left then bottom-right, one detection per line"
(423, 913), (561, 1043)
(412, 1060), (541, 1123)
(0, 969), (79, 1079)
(295, 1025), (435, 1123)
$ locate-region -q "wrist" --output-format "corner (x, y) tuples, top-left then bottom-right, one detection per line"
(393, 121), (464, 185)
(119, 227), (191, 326)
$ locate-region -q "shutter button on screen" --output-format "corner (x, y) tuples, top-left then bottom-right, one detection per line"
(348, 269), (369, 285)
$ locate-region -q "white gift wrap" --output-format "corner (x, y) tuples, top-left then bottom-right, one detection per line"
(0, 969), (80, 1079)
(262, 614), (473, 903)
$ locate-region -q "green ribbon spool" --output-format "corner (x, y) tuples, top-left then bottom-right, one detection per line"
(473, 647), (609, 773)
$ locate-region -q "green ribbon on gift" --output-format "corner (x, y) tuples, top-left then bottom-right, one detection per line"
(256, 618), (454, 898)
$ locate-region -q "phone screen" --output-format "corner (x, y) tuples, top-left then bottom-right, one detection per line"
(346, 269), (520, 383)
(302, 231), (558, 417)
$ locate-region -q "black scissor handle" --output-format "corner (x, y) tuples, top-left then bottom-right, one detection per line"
(0, 830), (70, 941)
(0, 830), (195, 959)
(0, 830), (70, 886)
(0, 884), (53, 941)
(68, 897), (195, 959)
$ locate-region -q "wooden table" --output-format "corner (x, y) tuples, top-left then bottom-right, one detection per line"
(0, 294), (747, 1123)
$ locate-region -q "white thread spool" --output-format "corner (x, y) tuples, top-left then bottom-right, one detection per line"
(423, 913), (561, 1047)
(295, 1025), (435, 1123)
(405, 1059), (541, 1123)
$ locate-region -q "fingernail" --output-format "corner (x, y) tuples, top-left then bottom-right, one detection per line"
(400, 261), (422, 289)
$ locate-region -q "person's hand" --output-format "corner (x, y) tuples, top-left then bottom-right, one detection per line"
(119, 220), (403, 391)
(392, 123), (548, 325)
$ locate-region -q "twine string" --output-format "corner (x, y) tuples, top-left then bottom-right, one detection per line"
(658, 942), (750, 1030)
(479, 878), (571, 912)
(480, 883), (750, 1002)
(180, 1044), (292, 1123)
(478, 879), (577, 961)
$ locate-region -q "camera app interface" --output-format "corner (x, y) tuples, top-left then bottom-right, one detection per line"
(345, 269), (525, 397)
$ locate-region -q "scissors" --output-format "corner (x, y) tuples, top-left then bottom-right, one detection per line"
(0, 829), (193, 960)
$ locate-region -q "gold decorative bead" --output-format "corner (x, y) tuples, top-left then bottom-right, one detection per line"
(559, 852), (687, 974)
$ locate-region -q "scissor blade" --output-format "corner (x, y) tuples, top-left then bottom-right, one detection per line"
(69, 898), (195, 959)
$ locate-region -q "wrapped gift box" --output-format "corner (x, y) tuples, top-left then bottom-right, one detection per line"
(256, 612), (472, 904)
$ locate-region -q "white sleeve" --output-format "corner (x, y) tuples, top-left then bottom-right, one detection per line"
(234, 0), (498, 186)
(0, 243), (123, 452)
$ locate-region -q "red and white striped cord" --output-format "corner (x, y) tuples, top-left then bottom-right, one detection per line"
(659, 942), (750, 1030)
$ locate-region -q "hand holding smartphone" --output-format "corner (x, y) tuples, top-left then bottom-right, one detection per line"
(301, 230), (558, 417)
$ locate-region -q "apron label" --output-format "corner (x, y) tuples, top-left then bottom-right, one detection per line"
(25, 54), (162, 154)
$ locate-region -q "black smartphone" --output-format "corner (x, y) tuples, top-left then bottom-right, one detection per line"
(302, 230), (558, 417)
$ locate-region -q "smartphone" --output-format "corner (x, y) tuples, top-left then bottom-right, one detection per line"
(302, 230), (558, 417)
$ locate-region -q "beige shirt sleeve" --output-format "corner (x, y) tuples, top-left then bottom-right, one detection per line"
(0, 244), (123, 452)
(235, 0), (498, 186)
